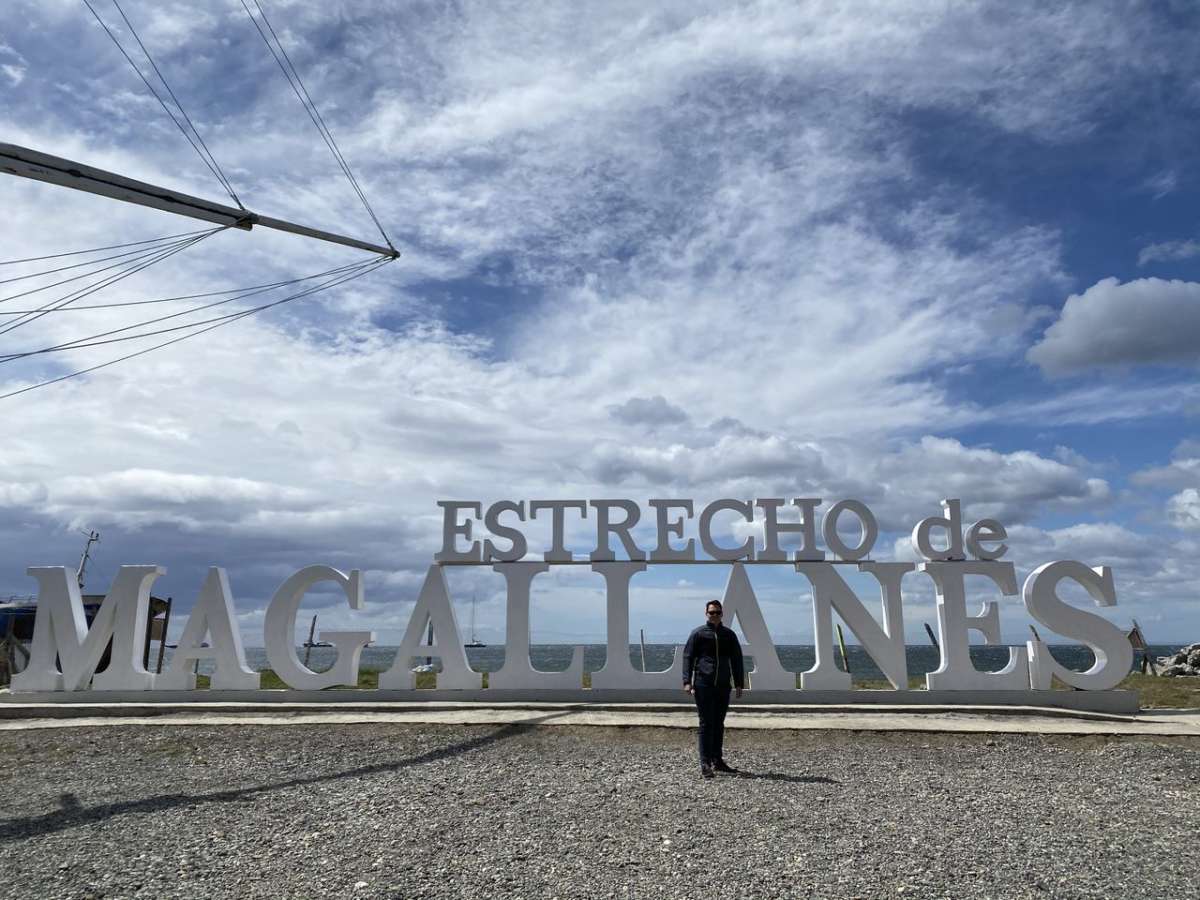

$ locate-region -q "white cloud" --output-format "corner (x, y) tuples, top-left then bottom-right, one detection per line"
(52, 469), (315, 508)
(988, 380), (1200, 427)
(0, 481), (48, 507)
(1133, 441), (1200, 491)
(852, 437), (1110, 529)
(607, 395), (690, 428)
(1040, 522), (1155, 566)
(1139, 238), (1200, 266)
(1167, 489), (1200, 531)
(1143, 170), (1178, 200)
(1028, 277), (1200, 375)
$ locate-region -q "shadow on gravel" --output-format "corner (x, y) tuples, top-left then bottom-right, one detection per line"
(734, 771), (839, 785)
(0, 712), (571, 844)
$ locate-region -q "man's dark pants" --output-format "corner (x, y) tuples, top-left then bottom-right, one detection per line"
(693, 685), (730, 765)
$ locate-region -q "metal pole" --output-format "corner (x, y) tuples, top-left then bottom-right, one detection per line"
(76, 529), (100, 591)
(1, 143), (398, 259)
(923, 622), (940, 652)
(141, 602), (155, 671)
(835, 623), (851, 674)
(0, 615), (14, 686)
(303, 614), (317, 668)
(154, 597), (173, 675)
(639, 628), (647, 673)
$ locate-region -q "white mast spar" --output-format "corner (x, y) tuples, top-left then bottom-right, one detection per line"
(0, 142), (399, 260)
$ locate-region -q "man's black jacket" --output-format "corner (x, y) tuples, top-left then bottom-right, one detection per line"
(682, 622), (745, 689)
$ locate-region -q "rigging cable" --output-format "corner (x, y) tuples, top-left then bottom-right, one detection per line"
(240, 0), (395, 252)
(0, 268), (365, 315)
(0, 228), (220, 309)
(0, 259), (382, 359)
(0, 229), (216, 266)
(81, 0), (244, 208)
(0, 259), (372, 361)
(0, 228), (225, 336)
(0, 232), (221, 287)
(0, 257), (391, 402)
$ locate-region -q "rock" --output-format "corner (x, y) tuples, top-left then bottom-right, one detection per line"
(1158, 645), (1200, 676)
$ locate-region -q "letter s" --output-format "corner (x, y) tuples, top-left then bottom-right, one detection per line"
(1023, 561), (1132, 691)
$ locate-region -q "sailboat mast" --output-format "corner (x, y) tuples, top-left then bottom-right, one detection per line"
(76, 529), (100, 591)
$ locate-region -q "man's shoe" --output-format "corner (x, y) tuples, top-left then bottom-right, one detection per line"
(701, 763), (715, 779)
(713, 759), (738, 774)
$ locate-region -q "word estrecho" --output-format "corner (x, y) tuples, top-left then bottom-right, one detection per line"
(10, 499), (1132, 696)
(436, 498), (1007, 563)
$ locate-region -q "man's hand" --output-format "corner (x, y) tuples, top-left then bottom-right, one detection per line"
(734, 687), (743, 699)
(684, 684), (693, 694)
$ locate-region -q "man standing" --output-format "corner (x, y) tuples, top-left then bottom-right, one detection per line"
(682, 600), (744, 779)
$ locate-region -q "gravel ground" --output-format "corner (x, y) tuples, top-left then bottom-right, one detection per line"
(0, 721), (1196, 899)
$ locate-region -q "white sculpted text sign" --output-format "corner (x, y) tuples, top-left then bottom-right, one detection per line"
(9, 498), (1133, 695)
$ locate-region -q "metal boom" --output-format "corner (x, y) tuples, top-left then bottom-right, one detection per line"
(0, 142), (398, 259)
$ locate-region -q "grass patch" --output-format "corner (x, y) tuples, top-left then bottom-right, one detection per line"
(1118, 672), (1200, 708)
(805, 673), (1200, 708)
(848, 676), (927, 691)
(204, 668), (582, 690)
(237, 668), (456, 690)
(255, 668), (388, 690)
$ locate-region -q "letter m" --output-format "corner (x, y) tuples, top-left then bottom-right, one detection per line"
(11, 566), (163, 692)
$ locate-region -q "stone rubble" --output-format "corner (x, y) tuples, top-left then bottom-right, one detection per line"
(0, 723), (1198, 898)
(1157, 643), (1200, 677)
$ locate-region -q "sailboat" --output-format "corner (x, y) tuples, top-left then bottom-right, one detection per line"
(464, 593), (486, 648)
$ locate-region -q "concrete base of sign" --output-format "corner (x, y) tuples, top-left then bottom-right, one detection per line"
(0, 688), (1139, 714)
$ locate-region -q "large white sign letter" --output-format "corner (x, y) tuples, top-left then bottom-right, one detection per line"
(718, 563), (794, 690)
(13, 566), (164, 692)
(490, 562), (584, 688)
(263, 566), (374, 690)
(156, 568), (258, 691)
(1024, 562), (1132, 691)
(380, 565), (478, 689)
(590, 562), (682, 688)
(922, 561), (1027, 690)
(797, 562), (913, 690)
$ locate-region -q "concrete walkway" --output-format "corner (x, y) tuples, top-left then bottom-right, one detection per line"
(1, 698), (1198, 736)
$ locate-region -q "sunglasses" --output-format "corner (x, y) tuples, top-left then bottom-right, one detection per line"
(706, 610), (723, 616)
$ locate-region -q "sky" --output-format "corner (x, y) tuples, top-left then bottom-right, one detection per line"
(0, 0), (1198, 650)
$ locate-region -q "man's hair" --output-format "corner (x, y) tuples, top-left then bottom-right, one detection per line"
(705, 600), (723, 612)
